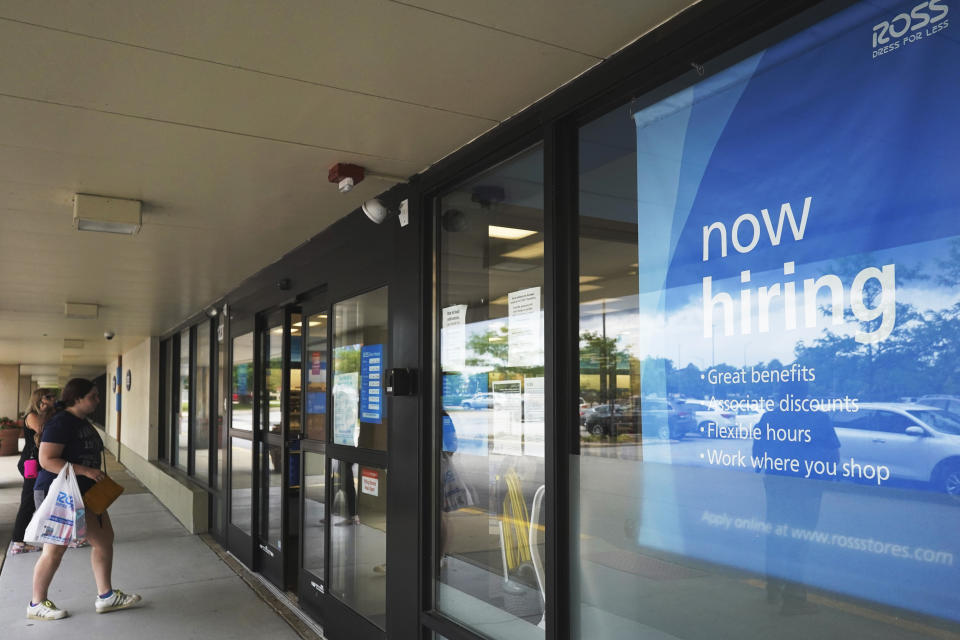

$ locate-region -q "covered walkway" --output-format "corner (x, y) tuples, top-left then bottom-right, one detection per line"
(0, 453), (321, 639)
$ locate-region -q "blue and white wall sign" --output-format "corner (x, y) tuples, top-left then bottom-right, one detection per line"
(360, 344), (383, 423)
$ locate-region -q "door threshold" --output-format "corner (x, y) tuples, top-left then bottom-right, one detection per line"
(201, 534), (326, 639)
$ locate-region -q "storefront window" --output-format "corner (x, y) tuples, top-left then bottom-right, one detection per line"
(575, 2), (960, 637)
(232, 332), (254, 432)
(436, 145), (547, 638)
(176, 327), (190, 472)
(194, 321), (211, 484)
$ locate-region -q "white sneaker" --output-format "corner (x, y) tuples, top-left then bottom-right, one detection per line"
(26, 599), (68, 620)
(95, 589), (142, 613)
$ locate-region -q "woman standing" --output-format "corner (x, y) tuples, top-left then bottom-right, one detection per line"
(8, 388), (55, 555)
(27, 378), (141, 621)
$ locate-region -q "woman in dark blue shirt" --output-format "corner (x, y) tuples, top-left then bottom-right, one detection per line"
(28, 378), (141, 621)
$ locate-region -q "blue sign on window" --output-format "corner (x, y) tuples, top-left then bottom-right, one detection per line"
(628, 0), (960, 623)
(306, 391), (326, 414)
(360, 344), (383, 423)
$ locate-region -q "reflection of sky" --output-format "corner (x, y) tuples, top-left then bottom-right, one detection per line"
(584, 236), (960, 367)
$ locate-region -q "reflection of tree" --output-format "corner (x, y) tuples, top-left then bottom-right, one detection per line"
(334, 348), (361, 374)
(936, 239), (960, 287)
(466, 327), (545, 378)
(580, 331), (629, 402)
(467, 328), (508, 370)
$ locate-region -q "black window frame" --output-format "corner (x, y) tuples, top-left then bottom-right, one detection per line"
(414, 2), (861, 639)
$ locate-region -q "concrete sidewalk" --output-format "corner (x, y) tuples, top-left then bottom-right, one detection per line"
(0, 453), (313, 639)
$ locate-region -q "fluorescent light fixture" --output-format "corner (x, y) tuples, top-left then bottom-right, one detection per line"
(64, 302), (98, 319)
(490, 261), (537, 272)
(501, 241), (544, 260)
(579, 275), (601, 283)
(488, 225), (536, 240)
(73, 194), (142, 235)
(579, 284), (602, 292)
(63, 339), (85, 349)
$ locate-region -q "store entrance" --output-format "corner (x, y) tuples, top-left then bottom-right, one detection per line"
(225, 306), (304, 590)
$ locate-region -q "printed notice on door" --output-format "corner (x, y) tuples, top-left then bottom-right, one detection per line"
(508, 287), (542, 367)
(441, 304), (467, 372)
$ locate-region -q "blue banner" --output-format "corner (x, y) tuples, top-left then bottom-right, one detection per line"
(360, 344), (383, 424)
(633, 0), (959, 622)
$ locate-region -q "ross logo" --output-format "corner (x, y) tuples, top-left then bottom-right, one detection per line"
(873, 0), (949, 48)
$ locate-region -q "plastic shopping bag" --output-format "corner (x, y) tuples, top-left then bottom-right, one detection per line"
(24, 463), (86, 546)
(441, 454), (477, 513)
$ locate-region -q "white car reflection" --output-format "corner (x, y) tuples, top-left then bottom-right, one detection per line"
(679, 400), (763, 436)
(827, 402), (960, 496)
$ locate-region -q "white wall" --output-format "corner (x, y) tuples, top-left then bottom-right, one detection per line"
(0, 365), (19, 419)
(119, 337), (159, 461)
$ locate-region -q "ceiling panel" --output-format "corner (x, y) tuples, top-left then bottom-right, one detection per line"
(397, 0), (698, 58)
(0, 0), (599, 120)
(0, 1), (699, 371)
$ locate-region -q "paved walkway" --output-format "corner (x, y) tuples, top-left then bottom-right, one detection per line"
(0, 452), (311, 639)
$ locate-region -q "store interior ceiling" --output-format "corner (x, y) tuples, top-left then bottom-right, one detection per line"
(0, 0), (696, 385)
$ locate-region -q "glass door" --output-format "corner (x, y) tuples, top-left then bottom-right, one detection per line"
(298, 287), (391, 639)
(299, 300), (330, 607)
(256, 307), (301, 588)
(227, 317), (256, 567)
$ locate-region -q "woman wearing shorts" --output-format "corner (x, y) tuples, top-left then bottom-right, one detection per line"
(28, 378), (141, 621)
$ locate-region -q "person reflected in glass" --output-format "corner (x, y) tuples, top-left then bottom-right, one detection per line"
(334, 460), (358, 526)
(753, 379), (839, 615)
(9, 389), (56, 555)
(27, 379), (141, 621)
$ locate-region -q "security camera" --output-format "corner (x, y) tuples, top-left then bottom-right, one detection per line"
(104, 331), (115, 340)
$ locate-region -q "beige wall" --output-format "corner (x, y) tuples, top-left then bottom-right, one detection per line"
(119, 337), (159, 461)
(18, 375), (32, 414)
(105, 356), (119, 438)
(0, 365), (19, 419)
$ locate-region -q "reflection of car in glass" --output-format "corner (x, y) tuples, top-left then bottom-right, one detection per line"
(826, 402), (960, 496)
(680, 400), (763, 435)
(915, 395), (960, 417)
(679, 400), (736, 431)
(584, 399), (694, 440)
(461, 392), (494, 410)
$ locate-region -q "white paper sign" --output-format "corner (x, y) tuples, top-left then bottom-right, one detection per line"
(441, 304), (468, 372)
(508, 287), (542, 367)
(332, 371), (360, 446)
(492, 379), (523, 455)
(523, 376), (545, 457)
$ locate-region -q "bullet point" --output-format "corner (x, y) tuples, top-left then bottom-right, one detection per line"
(700, 426), (704, 432)
(700, 374), (705, 379)
(699, 453), (704, 459)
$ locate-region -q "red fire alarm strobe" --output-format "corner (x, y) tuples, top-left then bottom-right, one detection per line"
(328, 163), (365, 192)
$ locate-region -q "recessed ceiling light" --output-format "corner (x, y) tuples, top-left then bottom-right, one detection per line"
(488, 225), (536, 240)
(502, 241), (544, 260)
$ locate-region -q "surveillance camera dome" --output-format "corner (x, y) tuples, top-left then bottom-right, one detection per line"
(362, 198), (388, 224)
(104, 331), (115, 340)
